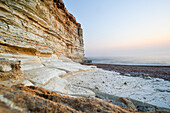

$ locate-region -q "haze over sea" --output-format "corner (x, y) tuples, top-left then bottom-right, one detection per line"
(88, 56), (170, 66)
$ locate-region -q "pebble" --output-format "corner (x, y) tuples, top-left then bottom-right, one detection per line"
(95, 86), (99, 90)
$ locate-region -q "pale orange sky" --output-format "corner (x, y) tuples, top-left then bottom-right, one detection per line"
(88, 35), (170, 50)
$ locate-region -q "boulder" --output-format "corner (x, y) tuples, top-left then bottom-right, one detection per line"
(119, 97), (136, 110)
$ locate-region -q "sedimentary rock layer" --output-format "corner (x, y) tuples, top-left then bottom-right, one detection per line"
(0, 84), (134, 113)
(0, 53), (95, 94)
(0, 0), (87, 63)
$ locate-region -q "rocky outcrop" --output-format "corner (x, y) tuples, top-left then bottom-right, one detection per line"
(0, 53), (95, 95)
(0, 59), (22, 81)
(0, 0), (87, 63)
(0, 84), (134, 113)
(1, 84), (170, 113)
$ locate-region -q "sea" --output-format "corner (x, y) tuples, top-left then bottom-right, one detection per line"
(87, 56), (170, 66)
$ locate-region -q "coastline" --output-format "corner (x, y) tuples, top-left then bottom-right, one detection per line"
(67, 68), (170, 111)
(1, 56), (170, 112)
(85, 63), (170, 81)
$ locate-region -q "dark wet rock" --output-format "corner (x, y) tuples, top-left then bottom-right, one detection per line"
(137, 105), (149, 112)
(156, 88), (170, 92)
(124, 82), (127, 85)
(93, 90), (170, 112)
(86, 64), (170, 81)
(111, 101), (127, 108)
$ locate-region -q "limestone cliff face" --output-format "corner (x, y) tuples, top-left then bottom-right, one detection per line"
(0, 0), (87, 63)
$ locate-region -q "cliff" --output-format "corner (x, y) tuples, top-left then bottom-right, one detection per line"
(0, 0), (95, 97)
(0, 0), (87, 63)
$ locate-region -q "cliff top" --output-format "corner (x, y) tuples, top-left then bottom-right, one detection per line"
(53, 0), (81, 27)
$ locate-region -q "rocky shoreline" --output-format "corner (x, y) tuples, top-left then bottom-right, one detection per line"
(86, 64), (170, 81)
(0, 84), (169, 113)
(0, 84), (133, 113)
(0, 55), (170, 112)
(67, 68), (170, 111)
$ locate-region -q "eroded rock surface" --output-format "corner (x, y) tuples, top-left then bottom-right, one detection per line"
(67, 69), (170, 110)
(0, 59), (22, 81)
(0, 53), (95, 95)
(0, 0), (87, 63)
(0, 0), (95, 98)
(0, 84), (134, 113)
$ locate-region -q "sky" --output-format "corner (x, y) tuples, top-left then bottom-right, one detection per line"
(63, 0), (170, 57)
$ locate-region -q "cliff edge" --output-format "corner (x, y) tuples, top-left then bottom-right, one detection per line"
(0, 0), (88, 63)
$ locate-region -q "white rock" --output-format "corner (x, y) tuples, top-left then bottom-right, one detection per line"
(55, 66), (81, 73)
(67, 69), (170, 109)
(21, 63), (44, 71)
(58, 57), (74, 62)
(28, 68), (66, 85)
(0, 65), (11, 72)
(43, 76), (68, 93)
(87, 65), (97, 68)
(44, 62), (93, 73)
(22, 80), (34, 86)
(19, 58), (41, 64)
(66, 85), (95, 97)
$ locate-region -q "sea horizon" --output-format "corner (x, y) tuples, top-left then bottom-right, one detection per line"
(87, 56), (170, 66)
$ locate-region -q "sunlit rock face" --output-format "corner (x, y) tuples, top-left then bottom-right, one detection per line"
(0, 0), (87, 63)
